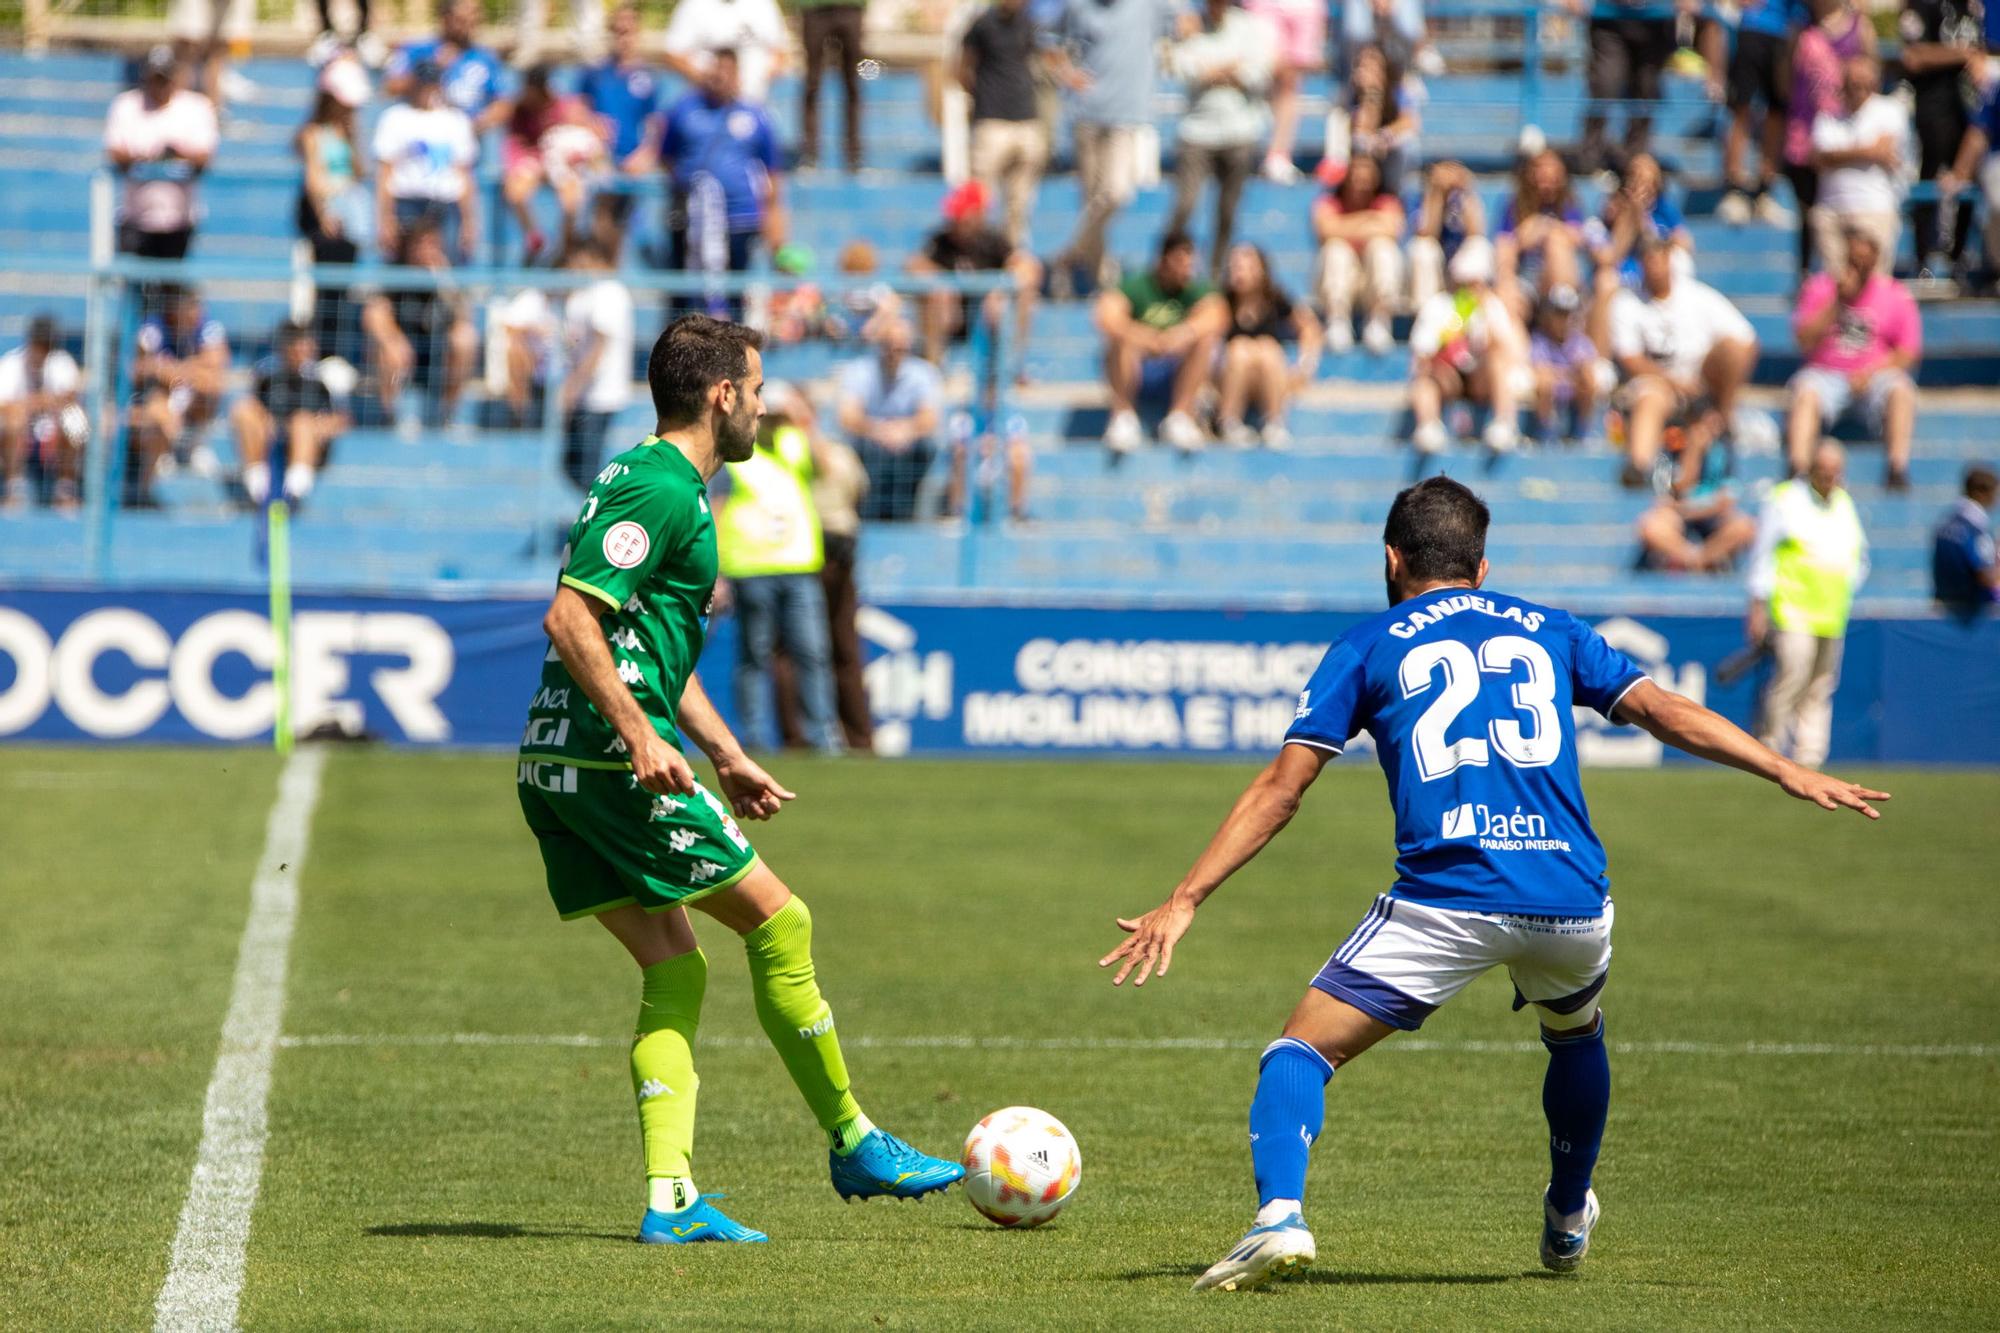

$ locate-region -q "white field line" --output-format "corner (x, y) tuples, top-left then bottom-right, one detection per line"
(277, 1032), (1999, 1059)
(155, 747), (327, 1333)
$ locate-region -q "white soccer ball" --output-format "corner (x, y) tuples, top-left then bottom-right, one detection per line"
(961, 1106), (1082, 1229)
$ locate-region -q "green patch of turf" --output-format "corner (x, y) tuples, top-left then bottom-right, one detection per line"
(9, 749), (1999, 1328)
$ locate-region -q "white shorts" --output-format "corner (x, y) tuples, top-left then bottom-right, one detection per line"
(1312, 894), (1613, 1031)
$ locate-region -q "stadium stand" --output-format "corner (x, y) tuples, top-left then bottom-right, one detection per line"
(0, 13), (1996, 615)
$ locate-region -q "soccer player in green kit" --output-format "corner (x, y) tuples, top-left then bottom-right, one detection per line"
(518, 315), (963, 1243)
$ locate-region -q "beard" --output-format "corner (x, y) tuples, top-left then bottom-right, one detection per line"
(716, 392), (760, 463)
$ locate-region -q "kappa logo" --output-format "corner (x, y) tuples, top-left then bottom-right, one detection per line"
(603, 520), (650, 569)
(688, 860), (726, 883)
(649, 794), (684, 820)
(609, 626), (641, 652)
(623, 594), (645, 615)
(1442, 802), (1477, 840)
(637, 1078), (674, 1101)
(616, 660), (643, 685)
(604, 734), (629, 755)
(668, 828), (697, 853)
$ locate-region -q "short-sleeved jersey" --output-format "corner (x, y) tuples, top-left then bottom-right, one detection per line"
(1286, 587), (1646, 917)
(520, 437), (718, 768)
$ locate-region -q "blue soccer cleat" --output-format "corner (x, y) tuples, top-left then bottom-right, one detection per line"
(1193, 1212), (1316, 1292)
(637, 1193), (769, 1244)
(829, 1128), (966, 1201)
(1540, 1188), (1600, 1273)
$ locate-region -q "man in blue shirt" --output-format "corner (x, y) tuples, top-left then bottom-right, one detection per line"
(582, 5), (666, 169)
(655, 49), (782, 317)
(1933, 465), (1998, 616)
(836, 318), (944, 521)
(383, 0), (514, 135)
(1101, 476), (1890, 1293)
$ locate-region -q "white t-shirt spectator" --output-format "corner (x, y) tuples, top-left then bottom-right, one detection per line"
(1609, 279), (1756, 381)
(372, 102), (478, 203)
(565, 280), (634, 414)
(103, 88), (219, 232)
(1811, 94), (1909, 216)
(0, 346), (80, 402)
(662, 0), (788, 104)
(1168, 8), (1276, 148)
(499, 288), (556, 385)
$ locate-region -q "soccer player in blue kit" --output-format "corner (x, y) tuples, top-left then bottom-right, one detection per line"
(1100, 477), (1890, 1292)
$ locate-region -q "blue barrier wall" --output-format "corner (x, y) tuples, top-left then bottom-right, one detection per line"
(1, 589), (1995, 763)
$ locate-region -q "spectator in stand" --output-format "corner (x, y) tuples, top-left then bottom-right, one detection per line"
(1096, 230), (1229, 454)
(1312, 152), (1405, 356)
(127, 286), (229, 505)
(360, 217), (478, 429)
(1900, 0), (1982, 286)
(503, 66), (611, 263)
(1046, 0), (1177, 291)
(1608, 235), (1759, 487)
(1407, 237), (1528, 454)
(798, 0), (868, 171)
(1167, 0), (1277, 276)
(650, 50), (783, 317)
(312, 0), (383, 69)
(1529, 284), (1613, 443)
(906, 180), (1043, 375)
(1319, 43), (1421, 196)
(583, 6), (667, 178)
(1940, 82), (2000, 290)
(383, 0), (514, 135)
(104, 46), (219, 264)
(663, 0), (790, 105)
(961, 0), (1049, 249)
(809, 422), (874, 749)
(496, 282), (557, 427)
(1407, 159), (1486, 310)
(297, 55), (372, 265)
(1810, 53), (1909, 274)
(1570, 0), (1677, 174)
(1785, 225), (1920, 488)
(1216, 242), (1322, 447)
(1931, 465), (1998, 616)
(1634, 412), (1758, 573)
(838, 317), (945, 520)
(0, 316), (87, 512)
(1747, 441), (1867, 767)
(373, 60), (479, 263)
(1717, 0), (1800, 226)
(718, 382), (844, 754)
(1341, 0), (1438, 76)
(1495, 148), (1584, 323)
(1584, 151), (1693, 347)
(1249, 0), (1326, 182)
(1783, 0), (1875, 276)
(232, 320), (344, 509)
(558, 238), (637, 489)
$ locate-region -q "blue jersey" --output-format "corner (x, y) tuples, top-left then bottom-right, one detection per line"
(1286, 587), (1646, 917)
(580, 60), (664, 160)
(388, 38), (513, 119)
(658, 94), (779, 232)
(1932, 499), (1997, 609)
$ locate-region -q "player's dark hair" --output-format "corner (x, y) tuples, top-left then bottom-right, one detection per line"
(1384, 476), (1490, 583)
(648, 314), (763, 428)
(1965, 466), (1998, 502)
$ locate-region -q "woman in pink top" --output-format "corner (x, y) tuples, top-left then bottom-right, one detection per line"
(1783, 0), (1874, 275)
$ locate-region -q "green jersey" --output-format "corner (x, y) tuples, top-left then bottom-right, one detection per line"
(1119, 272), (1214, 332)
(520, 436), (717, 768)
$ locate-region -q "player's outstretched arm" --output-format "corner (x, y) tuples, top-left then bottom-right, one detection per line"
(1613, 679), (1890, 819)
(1100, 743), (1331, 987)
(543, 585), (696, 796)
(678, 675), (796, 821)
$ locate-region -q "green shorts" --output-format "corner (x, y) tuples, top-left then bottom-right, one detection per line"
(516, 759), (760, 920)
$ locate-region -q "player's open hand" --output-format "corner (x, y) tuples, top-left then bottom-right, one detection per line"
(630, 732), (697, 797)
(1779, 764), (1891, 819)
(713, 753), (797, 822)
(1100, 896), (1197, 987)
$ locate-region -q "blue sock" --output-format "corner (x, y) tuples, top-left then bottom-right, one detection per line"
(1541, 1013), (1610, 1216)
(1249, 1037), (1334, 1209)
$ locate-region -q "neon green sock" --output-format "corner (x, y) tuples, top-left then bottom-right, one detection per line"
(742, 898), (866, 1151)
(633, 949), (705, 1193)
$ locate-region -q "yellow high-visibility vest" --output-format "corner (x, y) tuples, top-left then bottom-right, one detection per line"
(717, 426), (823, 578)
(1769, 480), (1866, 638)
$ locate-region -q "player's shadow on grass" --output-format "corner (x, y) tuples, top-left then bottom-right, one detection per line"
(1119, 1263), (1515, 1287)
(366, 1221), (631, 1242)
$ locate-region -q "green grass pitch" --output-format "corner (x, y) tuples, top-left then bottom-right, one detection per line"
(3, 747), (1996, 1330)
